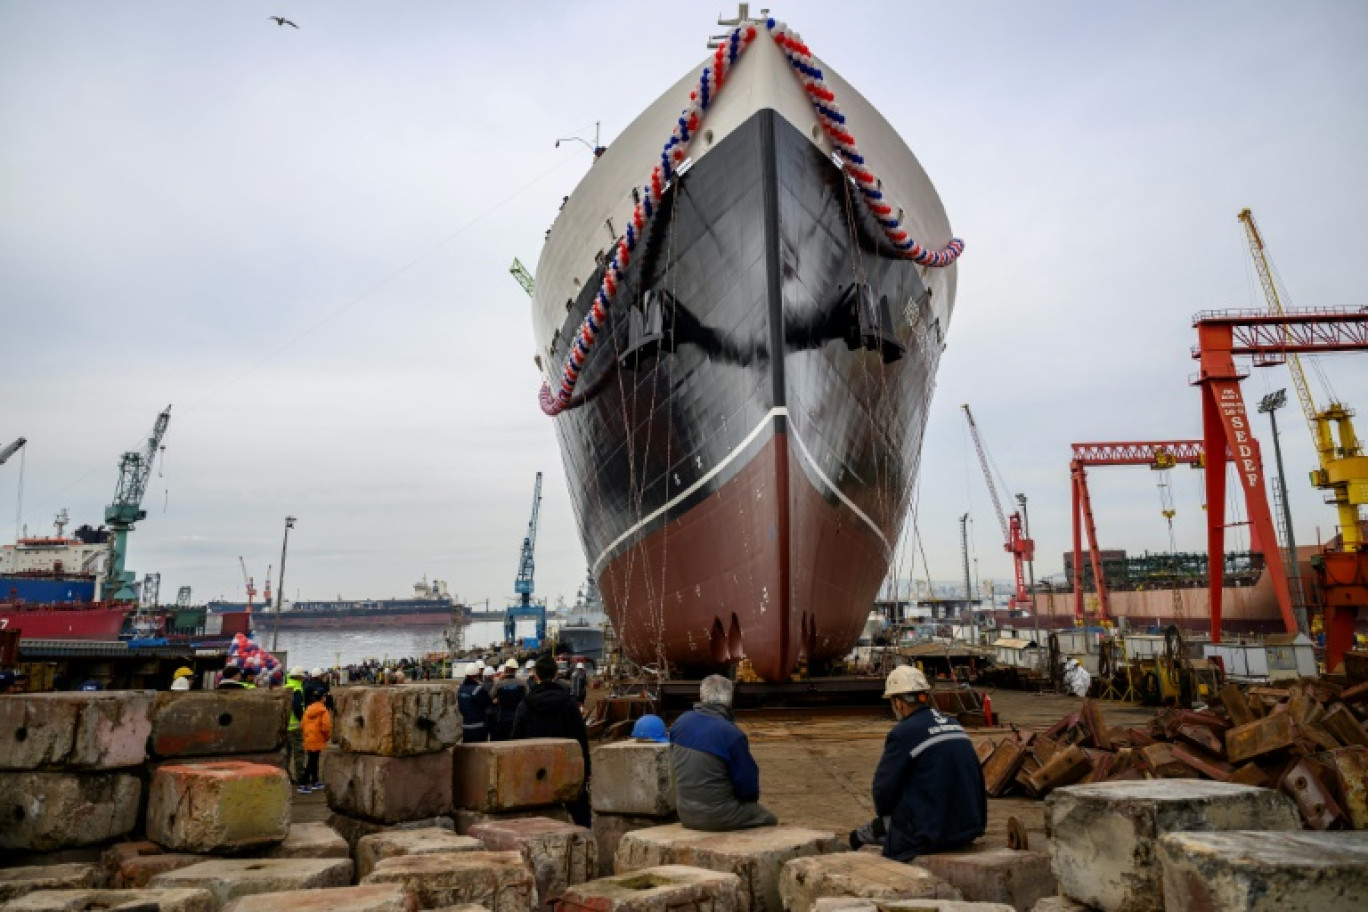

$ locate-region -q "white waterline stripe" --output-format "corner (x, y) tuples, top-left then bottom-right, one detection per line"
(593, 406), (890, 573)
(592, 407), (790, 574)
(788, 426), (890, 551)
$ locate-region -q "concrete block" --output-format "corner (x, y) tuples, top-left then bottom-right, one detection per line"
(468, 816), (596, 909)
(259, 821), (351, 859)
(0, 865), (103, 904)
(779, 853), (961, 912)
(324, 747), (453, 823)
(327, 811), (456, 851)
(0, 691), (154, 770)
(451, 739), (584, 812)
(112, 854), (213, 889)
(333, 683), (463, 756)
(148, 857), (354, 907)
(590, 813), (678, 877)
(453, 805), (572, 835)
(1158, 830), (1368, 911)
(920, 849), (1055, 912)
(556, 864), (744, 912)
(219, 883), (417, 912)
(1028, 900), (1091, 912)
(158, 748), (288, 772)
(361, 850), (537, 912)
(150, 689), (289, 758)
(356, 827), (485, 879)
(615, 823), (844, 912)
(1045, 780), (1300, 912)
(0, 771), (140, 852)
(0, 889), (216, 912)
(811, 900), (1015, 912)
(429, 907), (491, 912)
(589, 741), (675, 816)
(146, 760), (291, 853)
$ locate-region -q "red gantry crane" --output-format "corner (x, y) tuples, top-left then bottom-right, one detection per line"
(961, 405), (1035, 612)
(1069, 441), (1229, 624)
(1192, 305), (1368, 667)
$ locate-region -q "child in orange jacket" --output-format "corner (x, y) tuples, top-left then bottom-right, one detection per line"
(300, 691), (331, 793)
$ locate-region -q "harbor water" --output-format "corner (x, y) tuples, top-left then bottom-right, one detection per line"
(264, 619), (531, 670)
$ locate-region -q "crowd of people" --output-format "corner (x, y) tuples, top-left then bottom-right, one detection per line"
(174, 650), (987, 865)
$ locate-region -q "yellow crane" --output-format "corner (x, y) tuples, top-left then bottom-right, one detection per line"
(1238, 208), (1366, 552)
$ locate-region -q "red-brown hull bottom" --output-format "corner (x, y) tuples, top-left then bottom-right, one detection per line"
(598, 432), (888, 681)
(0, 604), (129, 639)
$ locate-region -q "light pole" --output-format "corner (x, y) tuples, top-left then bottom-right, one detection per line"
(1017, 492), (1040, 641)
(1257, 391), (1308, 634)
(271, 516), (296, 652)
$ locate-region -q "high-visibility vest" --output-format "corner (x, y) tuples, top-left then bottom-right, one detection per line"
(285, 678), (303, 730)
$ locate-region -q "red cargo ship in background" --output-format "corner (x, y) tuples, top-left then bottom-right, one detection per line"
(1, 513), (133, 640)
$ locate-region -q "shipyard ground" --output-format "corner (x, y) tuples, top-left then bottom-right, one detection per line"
(293, 689), (1154, 847)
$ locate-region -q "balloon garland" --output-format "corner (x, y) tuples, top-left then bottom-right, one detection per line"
(539, 17), (964, 416)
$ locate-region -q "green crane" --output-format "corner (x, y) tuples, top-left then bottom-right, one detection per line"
(510, 258), (535, 297)
(103, 406), (171, 601)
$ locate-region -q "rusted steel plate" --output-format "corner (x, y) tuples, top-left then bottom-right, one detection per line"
(1034, 734), (1060, 765)
(1172, 709), (1232, 731)
(1142, 742), (1198, 778)
(1126, 727), (1156, 748)
(975, 739), (997, 763)
(1176, 724), (1226, 757)
(1170, 743), (1234, 781)
(982, 738), (1029, 797)
(1080, 700), (1111, 751)
(1219, 683), (1257, 726)
(1280, 757), (1348, 830)
(1326, 746), (1368, 830)
(1321, 705), (1368, 748)
(1226, 712), (1298, 763)
(1085, 750), (1116, 783)
(1228, 763), (1271, 788)
(1025, 744), (1093, 795)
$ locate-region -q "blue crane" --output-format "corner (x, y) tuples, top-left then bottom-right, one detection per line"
(103, 406), (171, 601)
(504, 472), (546, 644)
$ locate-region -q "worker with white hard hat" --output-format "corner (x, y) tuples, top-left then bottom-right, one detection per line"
(491, 658), (529, 740)
(849, 664), (987, 861)
(569, 659), (589, 705)
(457, 661), (493, 742)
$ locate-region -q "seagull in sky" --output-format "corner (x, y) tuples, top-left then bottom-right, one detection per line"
(269, 17), (299, 29)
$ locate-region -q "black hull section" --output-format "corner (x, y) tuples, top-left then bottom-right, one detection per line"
(551, 110), (944, 678)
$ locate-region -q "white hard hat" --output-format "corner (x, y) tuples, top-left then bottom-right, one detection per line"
(1066, 658), (1079, 668)
(525, 659), (536, 668)
(475, 659), (486, 670)
(504, 659), (518, 671)
(483, 666), (495, 677)
(883, 665), (932, 699)
(575, 661), (585, 669)
(463, 662), (480, 676)
(310, 667), (324, 678)
(288, 666), (306, 678)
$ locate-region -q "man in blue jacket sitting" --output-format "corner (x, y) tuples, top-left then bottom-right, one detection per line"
(670, 674), (777, 831)
(851, 665), (987, 861)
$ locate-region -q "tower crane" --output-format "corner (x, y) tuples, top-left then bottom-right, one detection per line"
(102, 406), (171, 601)
(239, 557), (257, 613)
(1238, 208), (1366, 554)
(961, 405), (1035, 612)
(0, 438), (25, 465)
(510, 258), (535, 297)
(504, 472), (547, 643)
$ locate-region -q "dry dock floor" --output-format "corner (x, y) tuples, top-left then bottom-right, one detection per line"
(292, 689), (1154, 848)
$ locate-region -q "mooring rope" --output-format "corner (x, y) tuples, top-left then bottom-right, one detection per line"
(539, 16), (964, 416)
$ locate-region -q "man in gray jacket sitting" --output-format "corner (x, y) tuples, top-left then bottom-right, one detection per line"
(669, 674), (778, 831)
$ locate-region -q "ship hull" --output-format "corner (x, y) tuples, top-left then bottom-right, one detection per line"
(552, 109), (942, 680)
(208, 604), (456, 631)
(0, 604), (129, 639)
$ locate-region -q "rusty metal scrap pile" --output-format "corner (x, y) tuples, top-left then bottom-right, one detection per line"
(978, 677), (1368, 829)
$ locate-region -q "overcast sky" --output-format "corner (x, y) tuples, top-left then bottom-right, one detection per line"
(2, 1), (1364, 610)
